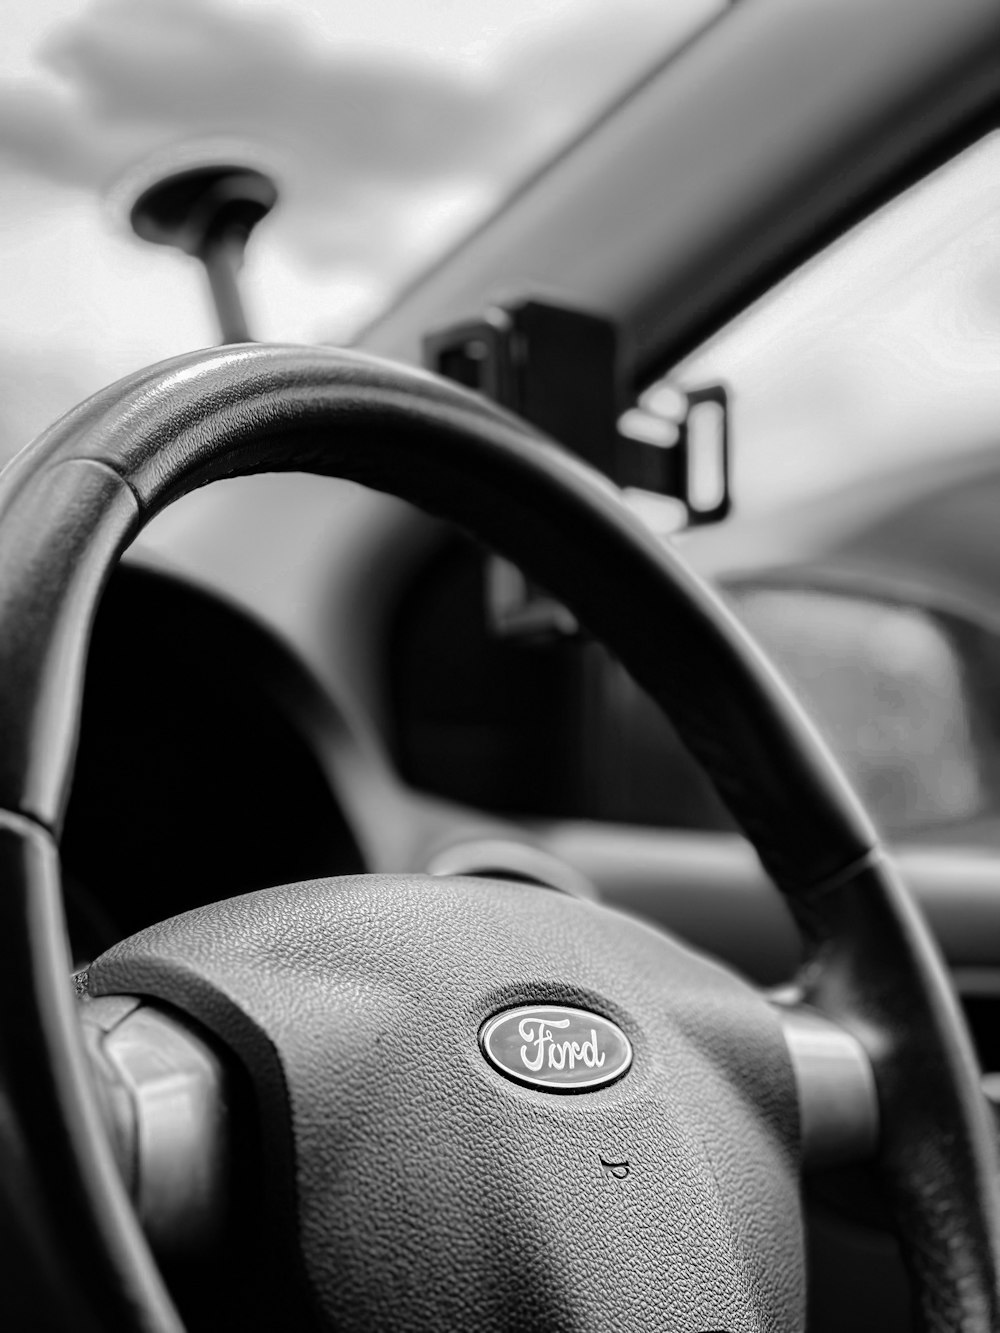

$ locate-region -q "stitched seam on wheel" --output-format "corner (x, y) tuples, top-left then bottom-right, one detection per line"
(798, 846), (885, 902)
(63, 455), (144, 513)
(0, 804), (59, 845)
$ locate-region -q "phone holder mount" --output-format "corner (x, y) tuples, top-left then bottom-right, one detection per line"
(425, 299), (731, 637)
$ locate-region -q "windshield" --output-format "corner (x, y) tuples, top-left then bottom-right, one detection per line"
(0, 0), (722, 462)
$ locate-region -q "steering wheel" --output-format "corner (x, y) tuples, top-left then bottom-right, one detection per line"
(1, 343), (998, 1331)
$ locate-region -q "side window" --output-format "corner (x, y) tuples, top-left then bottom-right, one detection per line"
(673, 132), (1000, 516)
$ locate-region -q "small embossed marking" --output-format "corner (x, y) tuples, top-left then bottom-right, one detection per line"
(599, 1156), (631, 1181)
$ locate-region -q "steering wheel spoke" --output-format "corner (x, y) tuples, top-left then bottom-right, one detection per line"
(80, 996), (229, 1260)
(776, 1004), (878, 1170)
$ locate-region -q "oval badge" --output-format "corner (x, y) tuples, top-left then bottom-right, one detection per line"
(480, 1005), (632, 1093)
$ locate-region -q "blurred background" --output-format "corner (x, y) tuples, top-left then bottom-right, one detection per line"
(1, 0), (999, 521)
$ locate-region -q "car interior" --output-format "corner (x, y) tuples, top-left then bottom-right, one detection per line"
(3, 0), (1000, 1329)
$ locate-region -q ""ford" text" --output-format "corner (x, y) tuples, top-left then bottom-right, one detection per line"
(518, 1016), (606, 1072)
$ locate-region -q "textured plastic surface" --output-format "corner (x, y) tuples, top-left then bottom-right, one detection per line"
(89, 874), (804, 1331)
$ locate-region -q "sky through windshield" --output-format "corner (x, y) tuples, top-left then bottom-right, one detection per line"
(0, 0), (721, 462)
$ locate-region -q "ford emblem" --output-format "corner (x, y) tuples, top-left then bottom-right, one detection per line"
(479, 1004), (633, 1093)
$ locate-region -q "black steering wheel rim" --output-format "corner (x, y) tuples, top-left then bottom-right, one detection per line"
(0, 342), (997, 1330)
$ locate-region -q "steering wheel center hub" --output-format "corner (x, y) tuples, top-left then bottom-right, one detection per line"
(87, 872), (804, 1331)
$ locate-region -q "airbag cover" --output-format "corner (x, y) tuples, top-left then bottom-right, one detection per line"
(88, 874), (803, 1332)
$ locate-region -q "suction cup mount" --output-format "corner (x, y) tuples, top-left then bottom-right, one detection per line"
(130, 165), (277, 343)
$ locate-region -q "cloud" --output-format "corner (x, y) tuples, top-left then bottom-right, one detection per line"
(40, 0), (507, 182)
(0, 0), (713, 276)
(0, 0), (503, 269)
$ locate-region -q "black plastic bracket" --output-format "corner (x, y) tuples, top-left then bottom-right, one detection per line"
(424, 298), (730, 525)
(424, 298), (730, 638)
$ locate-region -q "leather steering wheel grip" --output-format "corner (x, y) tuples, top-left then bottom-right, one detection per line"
(0, 342), (875, 883)
(0, 342), (997, 1329)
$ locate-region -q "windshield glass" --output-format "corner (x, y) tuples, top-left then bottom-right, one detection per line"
(0, 0), (721, 462)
